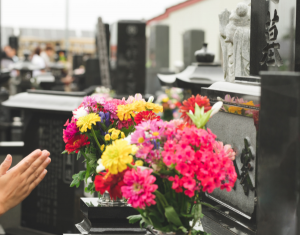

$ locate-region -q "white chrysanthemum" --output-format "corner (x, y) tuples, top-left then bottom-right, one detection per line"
(73, 107), (88, 120)
(96, 159), (105, 173)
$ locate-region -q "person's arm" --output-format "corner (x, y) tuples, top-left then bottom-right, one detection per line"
(0, 150), (51, 216)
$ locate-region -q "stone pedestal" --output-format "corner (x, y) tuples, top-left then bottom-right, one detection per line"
(75, 198), (145, 234)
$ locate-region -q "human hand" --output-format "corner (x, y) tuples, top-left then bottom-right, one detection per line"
(0, 149), (51, 216)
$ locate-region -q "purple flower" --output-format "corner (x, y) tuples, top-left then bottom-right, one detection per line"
(83, 96), (97, 108)
(99, 112), (110, 127)
(98, 112), (110, 135)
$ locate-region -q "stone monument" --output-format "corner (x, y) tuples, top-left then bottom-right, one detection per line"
(219, 1), (251, 82)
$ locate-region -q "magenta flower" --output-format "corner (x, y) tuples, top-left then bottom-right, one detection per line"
(63, 122), (79, 143)
(83, 96), (97, 108)
(121, 168), (158, 209)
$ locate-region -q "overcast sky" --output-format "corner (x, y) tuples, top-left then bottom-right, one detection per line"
(2, 0), (183, 31)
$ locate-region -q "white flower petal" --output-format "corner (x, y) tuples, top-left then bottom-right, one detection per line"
(96, 162), (106, 173)
(147, 96), (154, 103)
(210, 101), (223, 117)
(73, 107), (88, 120)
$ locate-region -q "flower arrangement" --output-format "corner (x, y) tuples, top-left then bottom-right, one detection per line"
(91, 94), (237, 234)
(218, 94), (258, 117)
(62, 94), (163, 195)
(156, 88), (184, 121)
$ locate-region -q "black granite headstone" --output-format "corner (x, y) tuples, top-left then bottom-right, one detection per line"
(183, 30), (204, 68)
(250, 0), (269, 76)
(257, 71), (300, 235)
(110, 20), (146, 95)
(2, 90), (93, 234)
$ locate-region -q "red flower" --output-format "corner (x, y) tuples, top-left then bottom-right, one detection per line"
(179, 95), (211, 126)
(134, 111), (161, 125)
(65, 135), (90, 153)
(94, 171), (126, 200)
(252, 110), (259, 131)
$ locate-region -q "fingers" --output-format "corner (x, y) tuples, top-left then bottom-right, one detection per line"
(22, 150), (50, 178)
(28, 169), (47, 194)
(11, 149), (42, 175)
(27, 156), (51, 185)
(0, 155), (12, 176)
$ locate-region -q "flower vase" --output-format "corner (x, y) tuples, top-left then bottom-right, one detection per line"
(98, 191), (126, 206)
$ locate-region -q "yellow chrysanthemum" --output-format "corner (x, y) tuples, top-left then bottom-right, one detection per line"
(117, 104), (135, 121)
(105, 134), (111, 141)
(102, 139), (133, 174)
(121, 132), (125, 139)
(135, 160), (143, 166)
(76, 113), (101, 132)
(112, 129), (121, 136)
(108, 128), (115, 133)
(101, 144), (105, 151)
(145, 102), (163, 113)
(132, 100), (146, 112)
(111, 133), (119, 140)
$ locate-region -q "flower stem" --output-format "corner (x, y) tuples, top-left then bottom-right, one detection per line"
(80, 149), (88, 160)
(91, 126), (102, 151)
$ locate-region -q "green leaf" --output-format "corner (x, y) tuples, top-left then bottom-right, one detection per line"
(154, 191), (169, 207)
(127, 215), (142, 224)
(223, 104), (229, 112)
(159, 169), (176, 176)
(178, 226), (188, 233)
(84, 182), (95, 194)
(61, 150), (68, 154)
(180, 213), (194, 218)
(77, 151), (82, 160)
(70, 171), (86, 188)
(200, 202), (217, 209)
(164, 206), (183, 227)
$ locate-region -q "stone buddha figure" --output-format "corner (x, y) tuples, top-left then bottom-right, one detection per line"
(219, 0), (251, 82)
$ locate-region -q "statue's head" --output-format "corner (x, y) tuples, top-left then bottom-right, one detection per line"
(225, 2), (250, 43)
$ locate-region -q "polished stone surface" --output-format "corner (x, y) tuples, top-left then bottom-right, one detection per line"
(76, 198), (143, 234)
(257, 71), (300, 235)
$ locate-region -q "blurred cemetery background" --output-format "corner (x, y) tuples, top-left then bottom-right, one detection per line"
(0, 0), (298, 234)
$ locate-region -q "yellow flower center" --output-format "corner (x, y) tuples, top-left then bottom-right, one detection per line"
(152, 132), (159, 137)
(138, 137), (145, 143)
(133, 183), (143, 192)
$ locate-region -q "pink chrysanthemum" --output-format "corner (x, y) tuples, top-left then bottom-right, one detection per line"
(121, 168), (158, 209)
(104, 99), (126, 119)
(63, 122), (79, 143)
(83, 96), (97, 108)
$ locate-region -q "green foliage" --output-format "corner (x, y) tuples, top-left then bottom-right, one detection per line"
(186, 104), (212, 129)
(77, 151), (82, 160)
(61, 150), (68, 154)
(70, 171), (86, 188)
(85, 182), (95, 194)
(127, 215), (142, 224)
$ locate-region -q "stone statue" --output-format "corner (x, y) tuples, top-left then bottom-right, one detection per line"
(219, 1), (251, 82)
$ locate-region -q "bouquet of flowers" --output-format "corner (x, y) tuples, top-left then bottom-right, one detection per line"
(156, 88), (184, 121)
(93, 94), (237, 234)
(62, 93), (163, 195)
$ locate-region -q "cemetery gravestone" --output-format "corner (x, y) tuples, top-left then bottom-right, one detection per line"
(146, 24), (170, 95)
(110, 20), (146, 95)
(183, 30), (205, 68)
